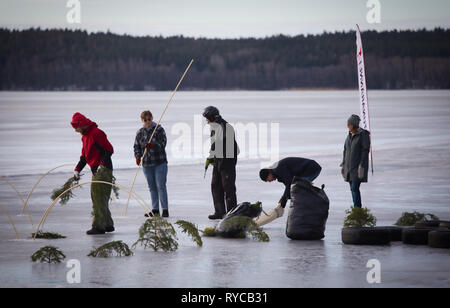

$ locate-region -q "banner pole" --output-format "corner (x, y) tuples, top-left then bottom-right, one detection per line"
(356, 24), (374, 174)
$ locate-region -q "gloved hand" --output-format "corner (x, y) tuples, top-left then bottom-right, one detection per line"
(136, 156), (141, 166)
(358, 165), (365, 180)
(274, 203), (285, 217)
(205, 158), (216, 168)
(73, 170), (80, 180)
(145, 142), (156, 150)
(339, 162), (345, 175)
(254, 203), (285, 227)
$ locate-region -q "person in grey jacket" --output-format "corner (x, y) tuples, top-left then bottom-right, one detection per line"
(341, 114), (371, 208)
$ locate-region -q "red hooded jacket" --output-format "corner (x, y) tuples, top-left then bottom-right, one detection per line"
(73, 114), (114, 173)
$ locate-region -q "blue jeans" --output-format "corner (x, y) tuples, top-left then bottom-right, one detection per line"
(350, 180), (362, 208)
(143, 163), (168, 211)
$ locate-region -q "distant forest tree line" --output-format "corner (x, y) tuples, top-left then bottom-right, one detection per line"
(0, 28), (449, 90)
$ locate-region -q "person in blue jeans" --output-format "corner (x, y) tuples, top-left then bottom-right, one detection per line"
(134, 110), (169, 217)
(341, 114), (371, 208)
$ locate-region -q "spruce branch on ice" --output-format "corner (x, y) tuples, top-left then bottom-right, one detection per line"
(132, 217), (178, 252)
(219, 216), (270, 242)
(394, 212), (439, 226)
(175, 220), (203, 247)
(246, 221), (270, 242)
(31, 231), (66, 239)
(88, 241), (133, 258)
(31, 246), (66, 263)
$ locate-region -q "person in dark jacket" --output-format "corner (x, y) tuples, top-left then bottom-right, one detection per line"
(203, 106), (240, 220)
(256, 157), (322, 226)
(71, 112), (115, 235)
(341, 114), (371, 208)
(134, 110), (169, 217)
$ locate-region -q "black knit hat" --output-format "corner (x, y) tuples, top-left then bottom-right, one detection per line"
(202, 106), (220, 121)
(259, 169), (270, 181)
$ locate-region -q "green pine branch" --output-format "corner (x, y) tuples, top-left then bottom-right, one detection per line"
(343, 207), (377, 228)
(31, 246), (66, 263)
(132, 217), (178, 252)
(88, 240), (133, 258)
(175, 220), (203, 247)
(50, 176), (79, 205)
(32, 231), (66, 239)
(395, 211), (439, 226)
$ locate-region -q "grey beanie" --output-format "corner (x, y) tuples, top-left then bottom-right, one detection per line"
(347, 114), (361, 127)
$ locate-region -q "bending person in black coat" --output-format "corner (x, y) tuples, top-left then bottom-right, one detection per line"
(256, 157), (322, 226)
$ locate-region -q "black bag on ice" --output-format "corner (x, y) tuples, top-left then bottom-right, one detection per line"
(216, 202), (262, 238)
(286, 177), (329, 240)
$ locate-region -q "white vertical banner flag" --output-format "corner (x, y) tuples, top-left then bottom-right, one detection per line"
(356, 24), (374, 173)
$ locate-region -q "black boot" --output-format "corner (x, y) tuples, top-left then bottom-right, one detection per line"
(208, 213), (224, 220)
(86, 227), (105, 235)
(105, 226), (115, 232)
(145, 210), (160, 218)
(162, 210), (169, 218)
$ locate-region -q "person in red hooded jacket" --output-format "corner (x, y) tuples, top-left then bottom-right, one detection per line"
(71, 112), (115, 235)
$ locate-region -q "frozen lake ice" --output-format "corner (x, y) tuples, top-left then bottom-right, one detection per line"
(0, 90), (449, 287)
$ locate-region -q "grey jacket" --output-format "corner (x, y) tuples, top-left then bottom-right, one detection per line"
(341, 128), (371, 183)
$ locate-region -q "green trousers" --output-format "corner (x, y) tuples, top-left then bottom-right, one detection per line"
(91, 166), (114, 230)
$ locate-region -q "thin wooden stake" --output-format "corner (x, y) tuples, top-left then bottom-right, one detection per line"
(0, 203), (19, 239)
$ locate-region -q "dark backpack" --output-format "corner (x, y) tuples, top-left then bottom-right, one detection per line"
(286, 177), (329, 240)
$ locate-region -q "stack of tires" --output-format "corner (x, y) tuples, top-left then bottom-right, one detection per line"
(403, 220), (450, 248)
(342, 226), (402, 245)
(342, 220), (450, 248)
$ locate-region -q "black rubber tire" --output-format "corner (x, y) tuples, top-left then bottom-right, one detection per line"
(402, 228), (434, 245)
(414, 220), (441, 228)
(342, 227), (391, 245)
(438, 221), (450, 229)
(375, 226), (403, 242)
(428, 230), (450, 248)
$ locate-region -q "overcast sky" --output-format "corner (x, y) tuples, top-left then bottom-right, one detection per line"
(0, 0), (449, 38)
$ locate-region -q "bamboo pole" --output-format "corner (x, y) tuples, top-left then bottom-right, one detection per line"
(0, 176), (33, 227)
(0, 203), (19, 239)
(39, 179), (152, 230)
(21, 164), (73, 215)
(124, 59), (194, 216)
(33, 180), (152, 240)
(111, 194), (120, 217)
